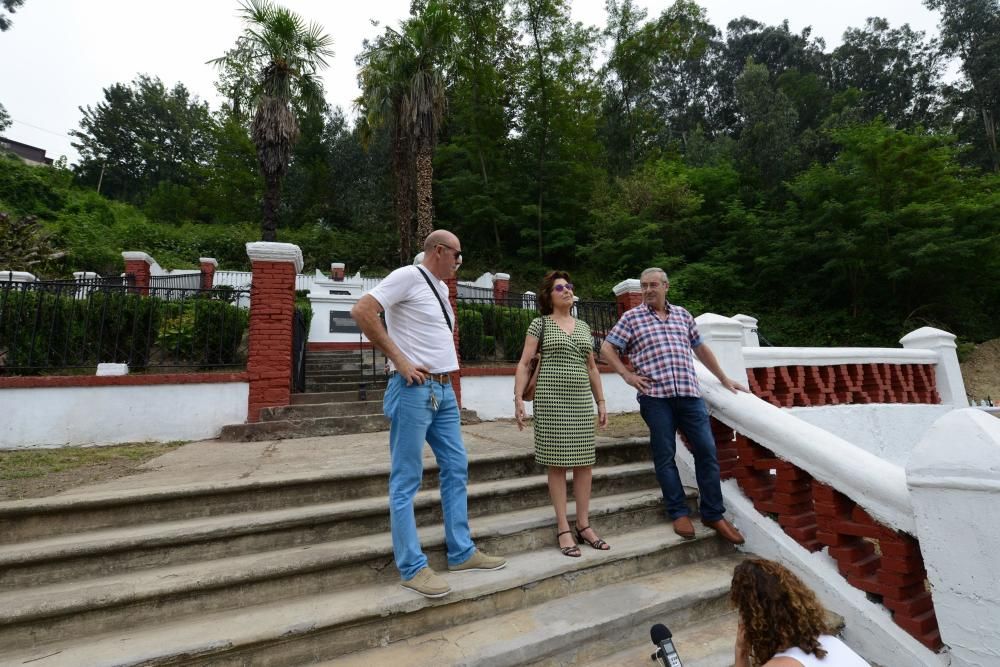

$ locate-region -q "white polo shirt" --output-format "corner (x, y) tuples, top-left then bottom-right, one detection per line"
(367, 265), (459, 374)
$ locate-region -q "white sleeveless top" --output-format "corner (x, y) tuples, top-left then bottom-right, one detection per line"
(772, 635), (870, 666)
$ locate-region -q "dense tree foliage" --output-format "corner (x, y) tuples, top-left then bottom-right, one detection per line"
(4, 0), (999, 347)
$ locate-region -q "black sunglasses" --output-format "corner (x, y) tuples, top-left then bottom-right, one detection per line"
(436, 243), (463, 262)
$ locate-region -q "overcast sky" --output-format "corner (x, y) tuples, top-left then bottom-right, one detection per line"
(0, 0), (944, 164)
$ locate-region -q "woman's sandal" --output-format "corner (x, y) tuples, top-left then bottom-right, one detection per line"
(575, 524), (610, 550)
(557, 529), (582, 557)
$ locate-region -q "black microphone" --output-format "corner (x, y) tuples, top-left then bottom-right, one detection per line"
(649, 623), (684, 667)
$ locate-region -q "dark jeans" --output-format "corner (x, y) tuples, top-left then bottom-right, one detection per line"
(638, 395), (725, 523)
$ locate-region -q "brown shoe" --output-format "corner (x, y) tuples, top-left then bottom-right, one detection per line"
(702, 518), (745, 545)
(672, 516), (696, 539)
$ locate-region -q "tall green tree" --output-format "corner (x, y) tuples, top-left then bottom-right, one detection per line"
(0, 0), (24, 31)
(830, 18), (941, 128)
(70, 75), (214, 205)
(0, 101), (10, 132)
(212, 0), (334, 241)
(434, 0), (518, 262)
(512, 0), (603, 264)
(925, 0), (1000, 171)
(357, 0), (456, 261)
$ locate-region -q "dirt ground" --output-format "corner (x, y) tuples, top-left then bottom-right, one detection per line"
(0, 442), (185, 501)
(960, 338), (1000, 405)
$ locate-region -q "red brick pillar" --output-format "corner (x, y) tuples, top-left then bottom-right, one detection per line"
(330, 262), (345, 281)
(122, 251), (154, 296)
(246, 242), (302, 422)
(613, 279), (643, 316)
(446, 274), (463, 408)
(199, 257), (217, 291)
(492, 272), (510, 303)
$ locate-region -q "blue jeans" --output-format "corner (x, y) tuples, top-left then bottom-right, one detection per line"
(638, 395), (725, 523)
(384, 373), (475, 580)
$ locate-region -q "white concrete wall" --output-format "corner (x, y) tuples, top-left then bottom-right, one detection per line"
(0, 382), (249, 449)
(786, 404), (953, 466)
(461, 372), (637, 421)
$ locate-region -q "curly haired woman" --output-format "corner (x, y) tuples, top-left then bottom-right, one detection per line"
(731, 558), (870, 667)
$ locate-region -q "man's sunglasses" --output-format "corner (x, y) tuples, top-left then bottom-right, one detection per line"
(436, 243), (462, 262)
(553, 283), (574, 292)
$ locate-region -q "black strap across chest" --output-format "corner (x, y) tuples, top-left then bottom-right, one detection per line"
(416, 267), (453, 332)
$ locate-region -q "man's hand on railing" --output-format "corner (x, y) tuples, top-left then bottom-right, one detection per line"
(721, 376), (749, 394)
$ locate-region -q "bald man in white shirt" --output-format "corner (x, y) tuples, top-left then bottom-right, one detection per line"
(352, 230), (506, 599)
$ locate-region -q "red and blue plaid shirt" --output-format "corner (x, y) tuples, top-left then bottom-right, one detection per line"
(605, 303), (703, 398)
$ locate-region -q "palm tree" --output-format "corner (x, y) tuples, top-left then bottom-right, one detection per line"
(212, 0), (333, 241)
(357, 0), (455, 261)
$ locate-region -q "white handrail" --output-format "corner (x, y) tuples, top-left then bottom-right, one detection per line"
(698, 364), (915, 534)
(743, 347), (938, 368)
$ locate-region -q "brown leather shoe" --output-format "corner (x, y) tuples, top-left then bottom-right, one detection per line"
(672, 516), (696, 539)
(702, 518), (745, 545)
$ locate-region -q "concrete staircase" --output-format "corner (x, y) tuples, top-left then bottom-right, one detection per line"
(221, 350), (391, 441)
(0, 438), (744, 666)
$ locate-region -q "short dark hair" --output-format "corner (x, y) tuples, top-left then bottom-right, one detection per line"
(537, 270), (572, 315)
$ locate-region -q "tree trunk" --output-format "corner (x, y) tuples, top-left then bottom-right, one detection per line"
(415, 141), (435, 246)
(392, 126), (413, 264)
(261, 172), (281, 242)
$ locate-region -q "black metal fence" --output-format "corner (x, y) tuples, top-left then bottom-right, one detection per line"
(0, 279), (250, 374)
(456, 296), (619, 365)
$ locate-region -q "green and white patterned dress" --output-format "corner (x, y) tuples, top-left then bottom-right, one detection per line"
(528, 316), (596, 467)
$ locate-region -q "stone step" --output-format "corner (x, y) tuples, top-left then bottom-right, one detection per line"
(305, 372), (387, 383)
(0, 440), (652, 543)
(305, 380), (390, 393)
(219, 413), (392, 441)
(260, 400), (385, 421)
(0, 464), (666, 589)
(333, 577), (740, 667)
(0, 490), (703, 649)
(291, 389), (386, 404)
(0, 530), (740, 664)
(581, 611), (738, 667)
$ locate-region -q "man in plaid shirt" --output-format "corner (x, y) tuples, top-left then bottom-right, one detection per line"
(600, 267), (747, 544)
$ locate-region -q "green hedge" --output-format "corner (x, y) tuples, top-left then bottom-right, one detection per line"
(0, 286), (247, 373)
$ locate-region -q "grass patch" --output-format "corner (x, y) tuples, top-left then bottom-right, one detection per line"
(604, 411), (648, 438)
(0, 442), (186, 481)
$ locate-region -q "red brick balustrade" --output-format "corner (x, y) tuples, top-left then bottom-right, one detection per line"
(747, 363), (940, 408)
(719, 419), (942, 651)
(199, 258), (217, 290)
(492, 273), (510, 303)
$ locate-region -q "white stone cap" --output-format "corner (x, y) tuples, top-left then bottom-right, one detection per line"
(732, 313), (758, 327)
(413, 252), (425, 265)
(524, 291), (536, 296)
(494, 272), (510, 281)
(613, 279), (641, 295)
(330, 262), (345, 270)
(198, 257), (218, 268)
(0, 270), (37, 282)
(900, 326), (957, 349)
(908, 408), (1000, 486)
(695, 313), (744, 340)
(121, 251), (154, 265)
(96, 363), (128, 376)
(73, 271), (100, 280)
(246, 242), (304, 273)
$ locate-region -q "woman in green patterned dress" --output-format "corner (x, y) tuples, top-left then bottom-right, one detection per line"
(514, 271), (609, 557)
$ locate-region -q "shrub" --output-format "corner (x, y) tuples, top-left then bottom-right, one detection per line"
(458, 309), (485, 361)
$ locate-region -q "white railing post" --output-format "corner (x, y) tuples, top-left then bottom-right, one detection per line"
(900, 327), (968, 407)
(695, 313), (748, 384)
(907, 408), (1000, 666)
(732, 313), (760, 347)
